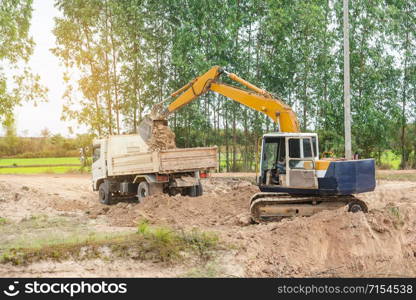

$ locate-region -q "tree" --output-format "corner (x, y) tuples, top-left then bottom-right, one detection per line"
(0, 0), (47, 125)
(51, 0), (416, 170)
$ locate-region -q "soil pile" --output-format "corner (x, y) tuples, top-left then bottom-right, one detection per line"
(0, 176), (94, 221)
(1, 174), (416, 277)
(90, 178), (258, 227)
(148, 121), (176, 151)
(239, 204), (416, 277)
(91, 177), (416, 277)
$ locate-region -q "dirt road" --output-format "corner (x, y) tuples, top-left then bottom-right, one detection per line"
(0, 173), (415, 277)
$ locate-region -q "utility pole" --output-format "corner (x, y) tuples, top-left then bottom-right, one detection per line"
(343, 0), (352, 160)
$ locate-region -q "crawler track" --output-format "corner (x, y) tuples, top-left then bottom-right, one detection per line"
(249, 192), (368, 223)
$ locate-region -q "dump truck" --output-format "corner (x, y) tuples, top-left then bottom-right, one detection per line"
(91, 128), (217, 204)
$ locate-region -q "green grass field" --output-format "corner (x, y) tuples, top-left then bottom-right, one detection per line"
(0, 166), (81, 174)
(0, 157), (83, 174)
(0, 150), (405, 174)
(0, 157), (80, 166)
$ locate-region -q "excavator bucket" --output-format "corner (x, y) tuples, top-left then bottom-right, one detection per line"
(137, 115), (168, 144)
(137, 102), (170, 144)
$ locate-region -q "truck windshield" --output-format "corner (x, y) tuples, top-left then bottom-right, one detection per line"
(93, 146), (100, 162)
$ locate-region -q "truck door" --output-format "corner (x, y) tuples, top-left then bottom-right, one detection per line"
(286, 137), (317, 189)
(92, 142), (106, 190)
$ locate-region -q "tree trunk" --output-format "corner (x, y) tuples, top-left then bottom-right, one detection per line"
(401, 22), (409, 169)
(109, 9), (120, 134)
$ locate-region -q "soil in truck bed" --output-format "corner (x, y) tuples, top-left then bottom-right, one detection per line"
(148, 121), (176, 151)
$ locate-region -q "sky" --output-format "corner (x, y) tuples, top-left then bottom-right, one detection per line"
(11, 0), (83, 137)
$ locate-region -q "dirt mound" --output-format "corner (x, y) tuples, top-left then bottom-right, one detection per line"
(148, 121), (176, 151)
(84, 178), (416, 277)
(2, 174), (416, 277)
(90, 178), (258, 227)
(0, 175), (95, 221)
(238, 204), (416, 277)
(138, 184), (257, 227)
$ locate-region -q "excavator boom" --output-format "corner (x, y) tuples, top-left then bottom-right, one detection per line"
(166, 66), (299, 132)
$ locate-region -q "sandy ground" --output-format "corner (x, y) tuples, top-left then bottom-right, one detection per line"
(0, 173), (415, 277)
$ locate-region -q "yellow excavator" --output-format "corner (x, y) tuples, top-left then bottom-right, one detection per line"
(149, 66), (375, 222)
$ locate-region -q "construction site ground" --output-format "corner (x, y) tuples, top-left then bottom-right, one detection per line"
(0, 171), (415, 277)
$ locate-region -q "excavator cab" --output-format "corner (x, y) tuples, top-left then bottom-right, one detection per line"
(260, 133), (319, 191)
(251, 131), (375, 222)
(258, 132), (375, 197)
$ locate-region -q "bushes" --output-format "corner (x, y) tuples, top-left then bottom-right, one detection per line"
(136, 220), (219, 262)
(0, 222), (220, 266)
(0, 134), (92, 159)
(3, 150), (79, 159)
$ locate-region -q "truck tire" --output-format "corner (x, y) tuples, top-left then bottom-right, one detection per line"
(188, 183), (203, 197)
(188, 186), (197, 197)
(196, 183), (203, 196)
(99, 182), (112, 205)
(137, 181), (150, 203)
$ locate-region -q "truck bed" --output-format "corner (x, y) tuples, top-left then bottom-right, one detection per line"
(107, 147), (218, 176)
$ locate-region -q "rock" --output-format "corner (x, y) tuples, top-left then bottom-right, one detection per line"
(14, 193), (21, 201)
(236, 213), (252, 226)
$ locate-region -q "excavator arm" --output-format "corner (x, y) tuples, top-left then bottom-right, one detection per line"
(164, 66), (299, 133)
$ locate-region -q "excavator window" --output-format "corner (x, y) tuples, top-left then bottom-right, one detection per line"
(262, 137), (285, 185)
(288, 138), (315, 159)
(303, 139), (313, 157)
(288, 137), (315, 170)
(289, 139), (301, 158)
(263, 137), (279, 170)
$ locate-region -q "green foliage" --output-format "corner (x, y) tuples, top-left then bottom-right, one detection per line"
(137, 221), (219, 261)
(0, 130), (94, 159)
(0, 0), (48, 125)
(137, 219), (150, 235)
(51, 0), (416, 170)
(378, 151), (401, 170)
(0, 219), (220, 265)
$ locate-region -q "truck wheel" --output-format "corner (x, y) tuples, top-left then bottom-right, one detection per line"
(187, 186), (197, 197)
(99, 182), (112, 205)
(196, 183), (203, 196)
(137, 181), (150, 203)
(187, 183), (203, 197)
